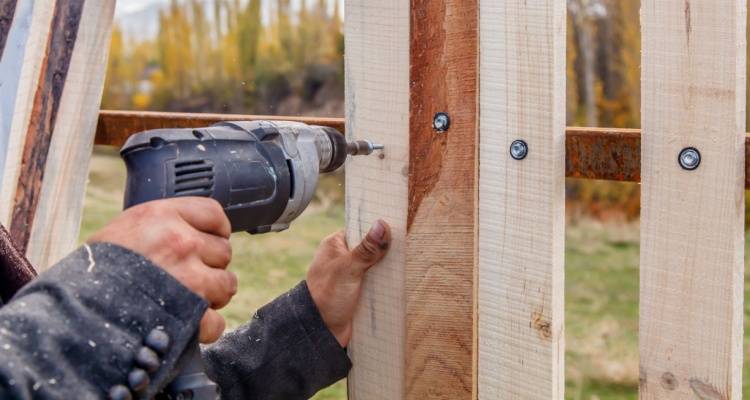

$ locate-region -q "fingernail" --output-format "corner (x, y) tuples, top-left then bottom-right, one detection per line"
(368, 220), (386, 241)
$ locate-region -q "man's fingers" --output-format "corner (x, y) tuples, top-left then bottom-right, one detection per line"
(198, 233), (233, 269)
(172, 197), (231, 238)
(186, 265), (238, 309)
(199, 309), (226, 344)
(350, 220), (391, 272)
(204, 268), (238, 309)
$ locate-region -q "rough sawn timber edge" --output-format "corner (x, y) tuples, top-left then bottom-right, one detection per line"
(405, 0), (477, 398)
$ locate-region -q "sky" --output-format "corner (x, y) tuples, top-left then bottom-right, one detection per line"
(115, 0), (168, 18)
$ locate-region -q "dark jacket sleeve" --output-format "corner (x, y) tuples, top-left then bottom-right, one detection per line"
(202, 281), (352, 400)
(0, 243), (207, 400)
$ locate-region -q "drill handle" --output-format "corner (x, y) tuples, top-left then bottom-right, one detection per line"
(161, 344), (219, 400)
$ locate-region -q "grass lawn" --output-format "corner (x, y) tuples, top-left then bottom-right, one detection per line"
(80, 149), (750, 399)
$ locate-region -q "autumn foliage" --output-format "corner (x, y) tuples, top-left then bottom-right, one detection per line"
(103, 0), (344, 116)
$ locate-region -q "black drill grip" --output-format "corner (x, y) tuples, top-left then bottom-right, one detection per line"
(161, 345), (218, 400)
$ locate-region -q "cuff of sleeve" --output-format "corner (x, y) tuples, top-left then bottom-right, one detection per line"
(87, 242), (209, 396)
(32, 242), (208, 397)
(287, 281), (352, 378)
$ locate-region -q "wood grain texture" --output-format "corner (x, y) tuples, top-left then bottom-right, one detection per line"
(344, 0), (408, 398)
(639, 0), (745, 398)
(477, 0), (566, 398)
(25, 0), (116, 268)
(9, 0), (85, 253)
(405, 0), (477, 398)
(0, 0), (54, 223)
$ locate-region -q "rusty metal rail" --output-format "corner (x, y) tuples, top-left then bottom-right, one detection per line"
(96, 110), (750, 188)
(95, 110), (346, 147)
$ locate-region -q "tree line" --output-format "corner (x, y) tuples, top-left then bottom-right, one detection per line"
(103, 0), (343, 115)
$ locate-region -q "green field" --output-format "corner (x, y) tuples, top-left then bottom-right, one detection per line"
(80, 149), (750, 399)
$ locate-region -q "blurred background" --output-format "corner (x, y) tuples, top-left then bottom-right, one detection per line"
(78, 1), (750, 398)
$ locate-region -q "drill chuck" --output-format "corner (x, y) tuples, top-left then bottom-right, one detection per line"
(347, 140), (385, 156)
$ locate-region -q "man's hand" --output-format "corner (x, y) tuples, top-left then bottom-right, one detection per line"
(306, 220), (391, 347)
(88, 197), (237, 344)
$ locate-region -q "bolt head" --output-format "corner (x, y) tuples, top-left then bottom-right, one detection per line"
(678, 147), (701, 170)
(510, 140), (529, 160)
(432, 112), (450, 133)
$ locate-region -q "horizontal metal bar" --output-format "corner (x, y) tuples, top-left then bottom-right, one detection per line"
(95, 110), (346, 147)
(95, 110), (750, 188)
(565, 127), (641, 184)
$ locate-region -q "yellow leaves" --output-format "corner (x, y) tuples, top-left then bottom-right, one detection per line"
(132, 93), (151, 110)
(103, 0), (345, 111)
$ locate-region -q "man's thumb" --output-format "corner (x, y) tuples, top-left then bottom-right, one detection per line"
(351, 220), (390, 271)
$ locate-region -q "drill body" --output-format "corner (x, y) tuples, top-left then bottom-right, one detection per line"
(121, 120), (372, 233)
(120, 120), (380, 400)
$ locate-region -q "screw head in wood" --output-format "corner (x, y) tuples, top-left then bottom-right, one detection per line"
(510, 140), (529, 160)
(432, 112), (450, 133)
(678, 147), (701, 171)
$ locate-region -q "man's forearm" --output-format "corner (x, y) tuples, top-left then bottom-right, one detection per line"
(202, 281), (351, 400)
(0, 243), (207, 399)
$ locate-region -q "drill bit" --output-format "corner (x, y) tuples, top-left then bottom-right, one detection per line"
(346, 140), (385, 156)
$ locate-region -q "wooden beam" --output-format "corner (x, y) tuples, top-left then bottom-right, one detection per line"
(0, 0), (116, 268)
(344, 0), (408, 399)
(405, 0), (477, 398)
(478, 0), (566, 398)
(639, 0), (745, 398)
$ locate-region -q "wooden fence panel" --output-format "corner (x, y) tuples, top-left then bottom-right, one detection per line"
(639, 1), (746, 398)
(344, 0), (408, 398)
(477, 0), (566, 398)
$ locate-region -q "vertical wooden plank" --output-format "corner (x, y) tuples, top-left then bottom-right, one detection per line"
(345, 0), (408, 398)
(8, 0), (88, 256)
(639, 0), (745, 398)
(477, 0), (566, 398)
(346, 0), (478, 397)
(0, 0), (115, 268)
(0, 0), (54, 213)
(24, 0), (116, 268)
(405, 0), (477, 398)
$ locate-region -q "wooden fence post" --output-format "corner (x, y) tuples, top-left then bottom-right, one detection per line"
(345, 0), (478, 398)
(345, 0), (409, 398)
(639, 1), (746, 398)
(0, 0), (116, 269)
(477, 0), (567, 398)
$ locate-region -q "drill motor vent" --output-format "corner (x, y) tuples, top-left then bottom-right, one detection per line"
(173, 160), (215, 197)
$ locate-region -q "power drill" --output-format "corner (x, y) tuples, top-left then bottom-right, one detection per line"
(120, 120), (383, 399)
